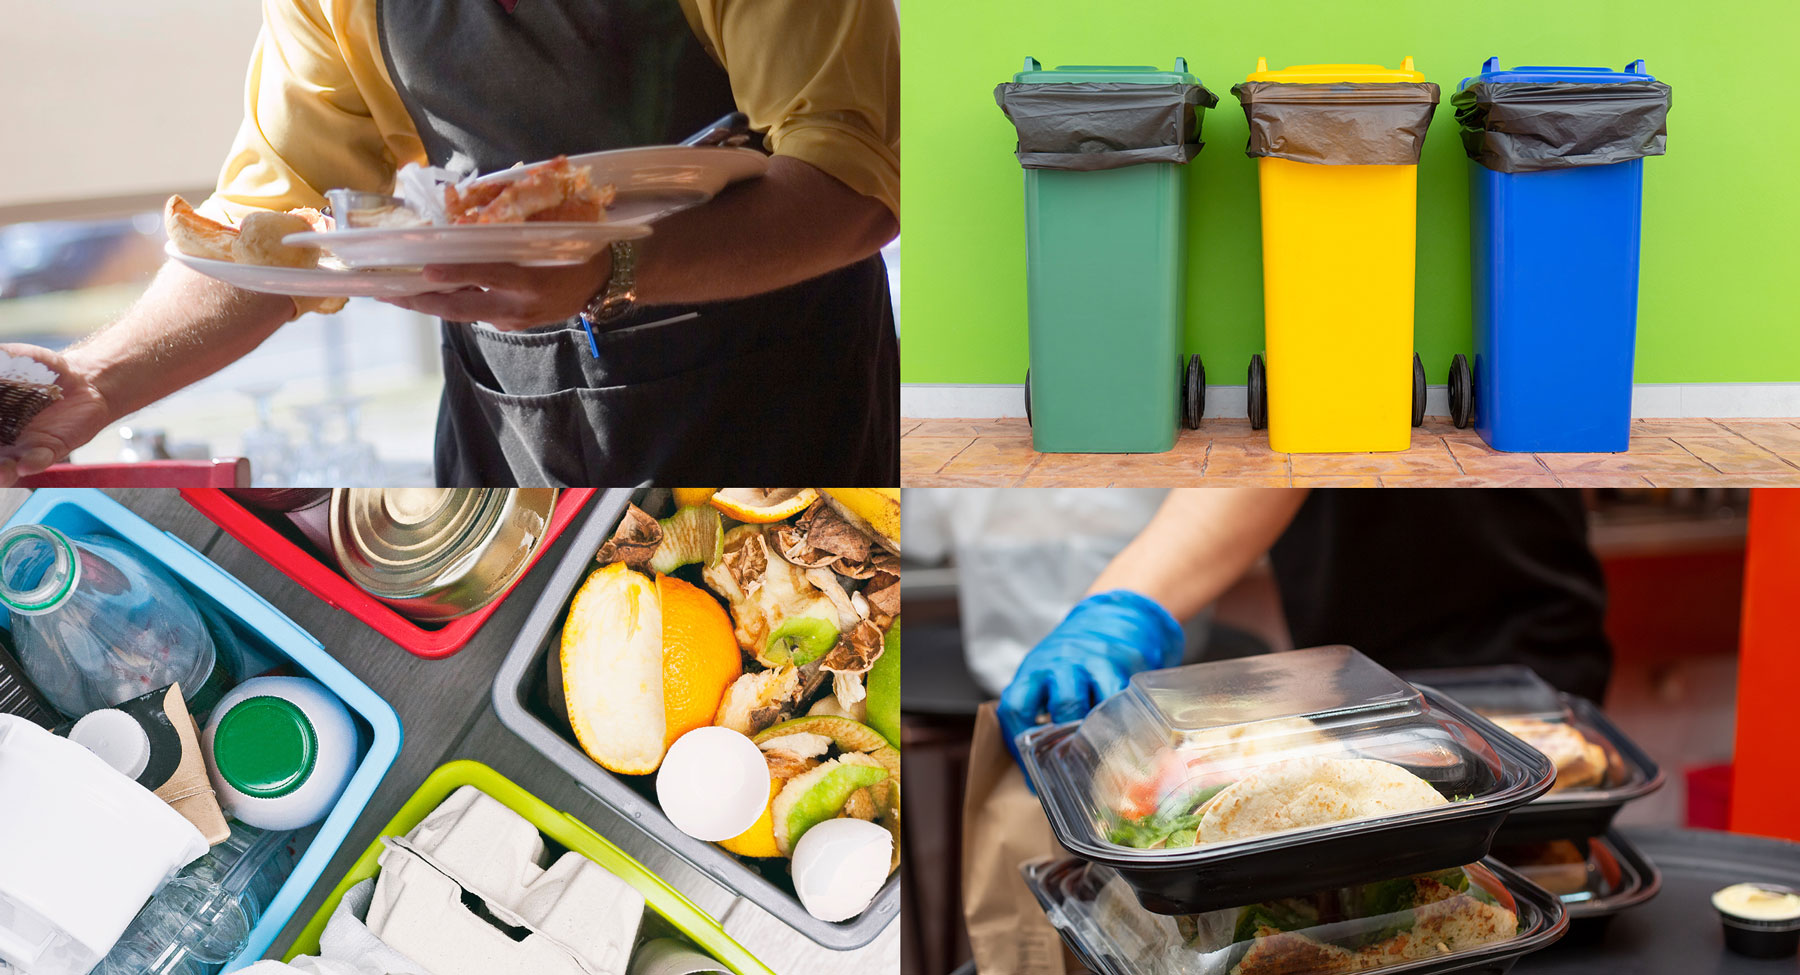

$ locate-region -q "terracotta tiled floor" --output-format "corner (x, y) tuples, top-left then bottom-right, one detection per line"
(901, 417), (1800, 487)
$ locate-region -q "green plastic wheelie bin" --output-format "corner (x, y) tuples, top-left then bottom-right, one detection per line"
(996, 58), (1216, 453)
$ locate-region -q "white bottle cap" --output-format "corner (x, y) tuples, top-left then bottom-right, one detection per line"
(68, 709), (151, 781)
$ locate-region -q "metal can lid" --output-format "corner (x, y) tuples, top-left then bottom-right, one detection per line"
(333, 488), (507, 596)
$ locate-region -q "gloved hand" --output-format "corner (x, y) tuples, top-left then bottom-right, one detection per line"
(998, 589), (1184, 763)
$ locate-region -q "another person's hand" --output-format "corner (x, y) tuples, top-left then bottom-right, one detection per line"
(377, 249), (613, 331)
(0, 345), (112, 486)
(997, 590), (1184, 762)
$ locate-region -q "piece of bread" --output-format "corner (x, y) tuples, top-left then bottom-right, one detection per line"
(231, 211), (322, 269)
(164, 195), (238, 261)
(1494, 718), (1607, 792)
(292, 295), (349, 317)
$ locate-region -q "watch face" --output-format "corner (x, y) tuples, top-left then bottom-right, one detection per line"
(597, 292), (637, 322)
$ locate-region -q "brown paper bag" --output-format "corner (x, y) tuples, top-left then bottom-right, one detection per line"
(960, 702), (1082, 975)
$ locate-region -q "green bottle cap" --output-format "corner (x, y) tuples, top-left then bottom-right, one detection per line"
(213, 696), (317, 799)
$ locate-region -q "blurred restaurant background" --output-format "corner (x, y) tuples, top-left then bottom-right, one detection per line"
(2, 2), (899, 485)
(896, 486), (1789, 975)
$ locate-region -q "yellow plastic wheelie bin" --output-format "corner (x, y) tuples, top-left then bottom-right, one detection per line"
(1234, 59), (1440, 453)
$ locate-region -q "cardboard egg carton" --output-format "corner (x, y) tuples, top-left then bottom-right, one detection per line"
(366, 786), (644, 975)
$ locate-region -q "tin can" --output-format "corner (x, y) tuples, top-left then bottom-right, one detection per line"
(331, 489), (556, 623)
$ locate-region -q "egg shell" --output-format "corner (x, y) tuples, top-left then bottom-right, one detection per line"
(792, 817), (893, 923)
(656, 726), (770, 841)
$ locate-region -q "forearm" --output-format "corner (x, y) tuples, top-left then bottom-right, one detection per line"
(635, 155), (896, 306)
(70, 262), (294, 419)
(1088, 488), (1312, 620)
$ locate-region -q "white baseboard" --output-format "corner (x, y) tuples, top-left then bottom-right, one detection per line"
(903, 382), (1800, 420)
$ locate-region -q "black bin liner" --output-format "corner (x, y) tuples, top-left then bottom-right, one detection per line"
(994, 82), (1220, 171)
(1454, 81), (1672, 173)
(1231, 82), (1441, 165)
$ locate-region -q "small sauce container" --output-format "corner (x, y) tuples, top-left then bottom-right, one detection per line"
(1713, 882), (1800, 958)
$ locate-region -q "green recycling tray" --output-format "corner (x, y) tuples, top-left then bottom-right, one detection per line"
(284, 760), (773, 975)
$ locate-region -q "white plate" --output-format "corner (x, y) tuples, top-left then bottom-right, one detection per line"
(165, 243), (462, 298)
(285, 220), (651, 269)
(476, 144), (768, 198)
(471, 145), (768, 227)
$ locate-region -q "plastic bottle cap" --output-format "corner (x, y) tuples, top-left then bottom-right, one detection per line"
(212, 696), (317, 799)
(68, 708), (151, 780)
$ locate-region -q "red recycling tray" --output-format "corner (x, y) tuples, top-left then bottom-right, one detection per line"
(181, 488), (594, 659)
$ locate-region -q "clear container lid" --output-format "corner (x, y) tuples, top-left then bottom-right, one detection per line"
(1021, 647), (1523, 859)
(1023, 856), (1565, 975)
(1402, 666), (1652, 799)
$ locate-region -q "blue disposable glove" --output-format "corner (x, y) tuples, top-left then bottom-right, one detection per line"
(998, 589), (1184, 763)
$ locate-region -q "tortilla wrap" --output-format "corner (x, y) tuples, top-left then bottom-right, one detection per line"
(1197, 758), (1447, 845)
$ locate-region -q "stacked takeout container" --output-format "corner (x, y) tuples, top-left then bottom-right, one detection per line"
(1012, 646), (1587, 975)
(1404, 665), (1666, 939)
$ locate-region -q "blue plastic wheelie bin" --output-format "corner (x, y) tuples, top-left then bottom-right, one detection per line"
(1451, 58), (1672, 452)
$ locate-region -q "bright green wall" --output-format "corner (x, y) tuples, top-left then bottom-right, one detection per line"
(901, 0), (1800, 386)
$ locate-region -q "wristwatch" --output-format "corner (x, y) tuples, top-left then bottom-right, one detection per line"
(581, 240), (638, 325)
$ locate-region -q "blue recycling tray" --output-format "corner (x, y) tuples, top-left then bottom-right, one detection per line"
(1, 489), (403, 970)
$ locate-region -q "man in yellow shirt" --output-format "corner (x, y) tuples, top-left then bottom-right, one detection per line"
(1, 0), (899, 485)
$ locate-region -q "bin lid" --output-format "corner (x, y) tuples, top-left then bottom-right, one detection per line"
(1245, 57), (1425, 84)
(1459, 58), (1656, 91)
(1013, 58), (1198, 86)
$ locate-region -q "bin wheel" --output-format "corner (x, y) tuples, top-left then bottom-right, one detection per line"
(1248, 354), (1268, 431)
(1449, 354), (1475, 429)
(1411, 353), (1427, 428)
(1023, 369), (1032, 428)
(1182, 354), (1205, 430)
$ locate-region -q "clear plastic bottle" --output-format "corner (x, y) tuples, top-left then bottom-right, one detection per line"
(180, 823), (297, 926)
(0, 525), (221, 719)
(93, 825), (296, 975)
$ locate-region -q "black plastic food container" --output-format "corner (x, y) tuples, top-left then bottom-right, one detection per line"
(1492, 829), (1661, 944)
(1402, 666), (1664, 843)
(490, 488), (900, 951)
(1015, 648), (1557, 916)
(1022, 855), (1569, 975)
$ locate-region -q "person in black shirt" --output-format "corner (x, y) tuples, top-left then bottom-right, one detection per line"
(999, 489), (1610, 750)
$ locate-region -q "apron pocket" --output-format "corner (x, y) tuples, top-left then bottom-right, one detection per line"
(446, 336), (762, 484)
(457, 310), (755, 395)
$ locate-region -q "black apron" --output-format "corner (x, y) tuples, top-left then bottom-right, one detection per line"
(378, 0), (899, 486)
(1268, 489), (1613, 701)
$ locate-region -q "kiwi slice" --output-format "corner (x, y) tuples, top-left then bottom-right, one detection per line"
(770, 754), (891, 855)
(764, 617), (839, 666)
(649, 504), (723, 575)
(755, 715), (900, 779)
